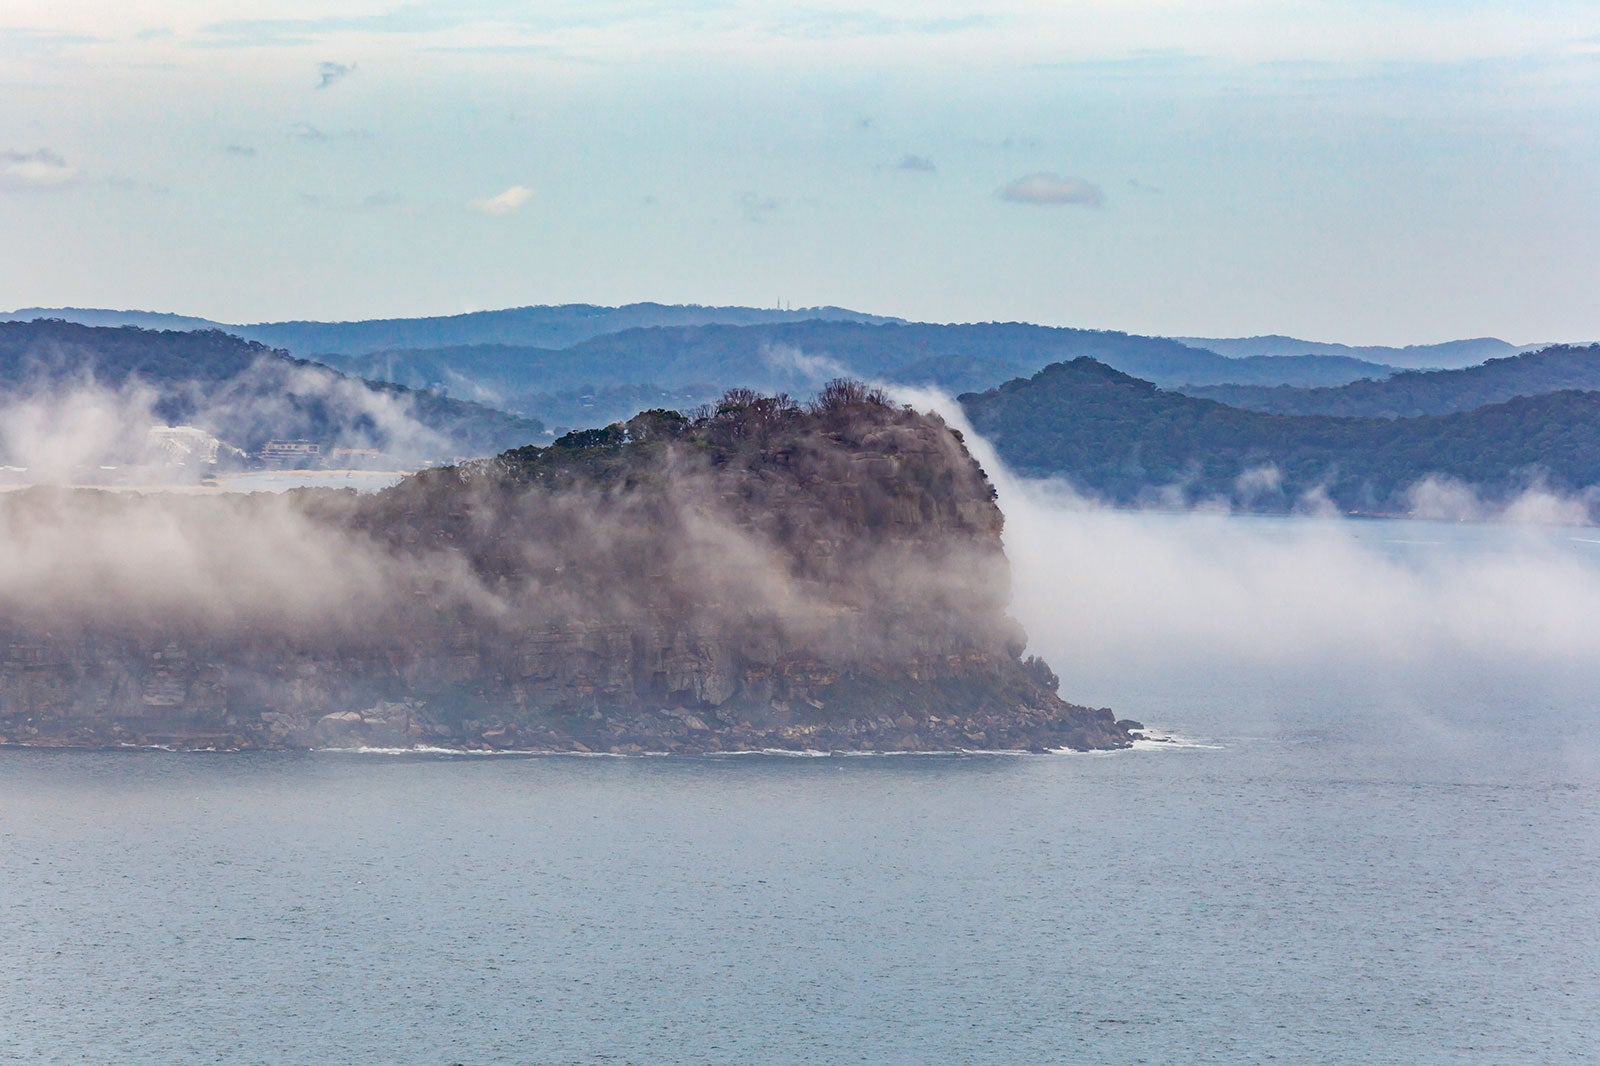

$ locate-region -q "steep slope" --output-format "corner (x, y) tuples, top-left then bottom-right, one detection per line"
(0, 320), (545, 467)
(960, 358), (1600, 514)
(1179, 344), (1600, 418)
(0, 387), (1129, 753)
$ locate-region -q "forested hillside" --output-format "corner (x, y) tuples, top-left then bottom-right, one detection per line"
(2, 302), (896, 355)
(1180, 344), (1600, 418)
(324, 320), (1398, 428)
(1175, 334), (1537, 369)
(960, 358), (1600, 514)
(0, 321), (544, 463)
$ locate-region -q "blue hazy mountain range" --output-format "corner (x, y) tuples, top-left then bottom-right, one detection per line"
(3, 305), (1594, 473)
(5, 305), (1552, 373)
(1178, 344), (1600, 418)
(1173, 335), (1549, 369)
(959, 357), (1600, 515)
(6, 303), (1419, 428)
(0, 320), (543, 464)
(317, 321), (1402, 426)
(2, 309), (1599, 520)
(0, 303), (897, 356)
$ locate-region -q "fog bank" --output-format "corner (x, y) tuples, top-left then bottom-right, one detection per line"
(897, 388), (1600, 698)
(0, 358), (497, 486)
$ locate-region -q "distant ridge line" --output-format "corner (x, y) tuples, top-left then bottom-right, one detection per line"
(1174, 334), (1555, 369)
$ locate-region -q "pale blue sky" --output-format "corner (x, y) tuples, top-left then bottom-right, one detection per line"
(2, 1), (1597, 343)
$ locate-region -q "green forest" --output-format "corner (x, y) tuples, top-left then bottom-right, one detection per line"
(960, 358), (1600, 513)
(1181, 344), (1600, 418)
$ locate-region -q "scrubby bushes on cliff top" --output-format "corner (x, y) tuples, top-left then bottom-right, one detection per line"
(0, 379), (1131, 752)
(484, 378), (899, 485)
(388, 378), (1006, 640)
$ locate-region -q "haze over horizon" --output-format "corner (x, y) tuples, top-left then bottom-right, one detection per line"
(0, 299), (1576, 353)
(3, 1), (1597, 346)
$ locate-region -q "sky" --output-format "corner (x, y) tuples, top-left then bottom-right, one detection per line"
(1, 1), (1597, 343)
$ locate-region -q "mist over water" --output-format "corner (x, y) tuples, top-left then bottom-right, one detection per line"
(896, 386), (1600, 780)
(0, 374), (1594, 701)
(893, 385), (1600, 672)
(0, 393), (1597, 1064)
(1005, 486), (1600, 676)
(0, 357), (478, 487)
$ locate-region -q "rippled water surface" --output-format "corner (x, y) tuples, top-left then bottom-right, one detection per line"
(4, 516), (1599, 1064)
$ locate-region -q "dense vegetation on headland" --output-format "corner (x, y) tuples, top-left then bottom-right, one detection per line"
(0, 383), (1131, 753)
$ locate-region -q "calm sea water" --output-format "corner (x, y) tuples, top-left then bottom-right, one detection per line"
(3, 515), (1598, 1064)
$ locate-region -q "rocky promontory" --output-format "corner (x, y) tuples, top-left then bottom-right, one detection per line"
(0, 383), (1132, 753)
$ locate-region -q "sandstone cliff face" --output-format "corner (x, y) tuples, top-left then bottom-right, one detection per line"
(0, 389), (1131, 752)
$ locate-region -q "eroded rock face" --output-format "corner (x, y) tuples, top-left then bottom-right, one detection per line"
(0, 391), (1131, 753)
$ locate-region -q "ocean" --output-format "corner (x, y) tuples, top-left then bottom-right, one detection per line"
(3, 512), (1598, 1064)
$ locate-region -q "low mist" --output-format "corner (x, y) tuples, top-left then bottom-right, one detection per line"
(0, 394), (1018, 680)
(0, 357), (480, 486)
(2, 377), (1598, 731)
(0, 488), (491, 638)
(893, 388), (1600, 709)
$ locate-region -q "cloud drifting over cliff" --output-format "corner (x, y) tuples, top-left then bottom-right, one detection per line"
(0, 489), (402, 634)
(0, 361), (493, 485)
(6, 378), (1600, 734)
(899, 387), (1600, 706)
(0, 398), (1017, 689)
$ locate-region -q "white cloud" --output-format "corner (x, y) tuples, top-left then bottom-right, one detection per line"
(896, 385), (1600, 686)
(997, 171), (1103, 207)
(471, 184), (536, 215)
(0, 148), (76, 191)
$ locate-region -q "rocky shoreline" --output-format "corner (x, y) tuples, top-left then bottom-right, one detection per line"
(0, 388), (1135, 754)
(0, 709), (1140, 756)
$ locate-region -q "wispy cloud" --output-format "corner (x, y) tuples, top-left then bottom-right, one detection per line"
(289, 123), (371, 143)
(895, 154), (936, 173)
(203, 10), (450, 47)
(316, 60), (355, 89)
(998, 172), (1103, 207)
(471, 184), (536, 215)
(0, 28), (104, 52)
(0, 149), (77, 191)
